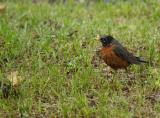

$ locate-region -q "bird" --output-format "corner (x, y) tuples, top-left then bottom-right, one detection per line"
(97, 35), (148, 70)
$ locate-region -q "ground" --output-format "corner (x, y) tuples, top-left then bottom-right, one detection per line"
(0, 0), (160, 117)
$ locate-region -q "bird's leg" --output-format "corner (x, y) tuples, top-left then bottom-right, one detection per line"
(125, 67), (132, 74)
(125, 68), (128, 73)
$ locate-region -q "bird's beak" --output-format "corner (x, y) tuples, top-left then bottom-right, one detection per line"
(96, 35), (100, 41)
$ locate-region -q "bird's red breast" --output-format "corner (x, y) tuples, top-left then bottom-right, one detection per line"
(100, 44), (129, 70)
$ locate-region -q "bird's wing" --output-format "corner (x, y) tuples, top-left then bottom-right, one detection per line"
(113, 45), (139, 64)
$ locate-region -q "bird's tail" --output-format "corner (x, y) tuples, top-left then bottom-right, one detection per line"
(136, 57), (151, 64)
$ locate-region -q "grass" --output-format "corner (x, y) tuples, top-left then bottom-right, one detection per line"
(0, 0), (160, 117)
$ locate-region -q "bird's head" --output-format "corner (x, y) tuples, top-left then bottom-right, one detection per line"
(96, 35), (114, 47)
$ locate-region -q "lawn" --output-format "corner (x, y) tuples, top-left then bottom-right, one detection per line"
(0, 0), (160, 117)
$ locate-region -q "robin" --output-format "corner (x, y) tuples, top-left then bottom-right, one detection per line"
(97, 35), (148, 70)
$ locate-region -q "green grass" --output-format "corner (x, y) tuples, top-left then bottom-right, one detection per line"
(0, 0), (160, 117)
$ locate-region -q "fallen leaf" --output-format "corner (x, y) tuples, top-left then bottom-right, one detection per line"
(0, 4), (6, 13)
(7, 71), (22, 87)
